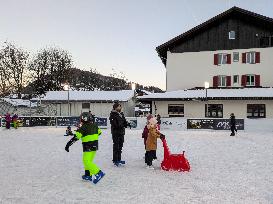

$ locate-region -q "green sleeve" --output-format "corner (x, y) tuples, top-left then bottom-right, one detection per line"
(98, 128), (102, 136)
(75, 131), (83, 140)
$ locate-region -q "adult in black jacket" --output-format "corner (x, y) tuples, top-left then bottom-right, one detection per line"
(109, 102), (130, 166)
(230, 113), (237, 136)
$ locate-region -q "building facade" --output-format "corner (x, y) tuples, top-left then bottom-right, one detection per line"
(166, 47), (273, 91)
(140, 7), (273, 119)
(40, 90), (136, 117)
(156, 6), (273, 91)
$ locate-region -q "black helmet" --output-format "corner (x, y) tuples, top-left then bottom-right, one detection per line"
(81, 112), (91, 122)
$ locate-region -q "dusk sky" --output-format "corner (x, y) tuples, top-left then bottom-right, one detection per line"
(0, 0), (272, 90)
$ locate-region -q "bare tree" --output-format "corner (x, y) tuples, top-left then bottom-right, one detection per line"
(29, 47), (73, 95)
(0, 42), (29, 98)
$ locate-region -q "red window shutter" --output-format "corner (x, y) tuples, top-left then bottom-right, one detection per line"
(241, 75), (247, 86)
(242, 53), (246, 63)
(227, 76), (231, 86)
(213, 76), (218, 87)
(214, 54), (218, 65)
(255, 75), (260, 86)
(255, 52), (260, 63)
(227, 54), (231, 64)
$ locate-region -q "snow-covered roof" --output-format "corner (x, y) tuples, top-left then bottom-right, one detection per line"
(1, 98), (37, 107)
(41, 90), (135, 102)
(140, 90), (153, 95)
(139, 88), (273, 100)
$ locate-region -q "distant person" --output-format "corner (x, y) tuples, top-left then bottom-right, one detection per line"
(12, 113), (18, 129)
(64, 126), (74, 136)
(156, 114), (161, 130)
(109, 102), (130, 166)
(230, 113), (237, 136)
(5, 113), (11, 129)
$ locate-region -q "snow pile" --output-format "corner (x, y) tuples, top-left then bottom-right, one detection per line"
(0, 128), (272, 203)
(41, 90), (135, 102)
(139, 87), (273, 100)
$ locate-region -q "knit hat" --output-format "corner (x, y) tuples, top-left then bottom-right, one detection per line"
(148, 117), (158, 126)
(146, 114), (153, 121)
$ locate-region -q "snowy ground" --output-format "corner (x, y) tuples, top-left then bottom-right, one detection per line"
(0, 127), (273, 204)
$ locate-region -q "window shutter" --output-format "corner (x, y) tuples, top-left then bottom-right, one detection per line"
(214, 54), (218, 65)
(241, 75), (247, 86)
(227, 76), (231, 86)
(227, 54), (231, 64)
(213, 76), (218, 87)
(242, 53), (246, 63)
(255, 52), (260, 63)
(255, 75), (260, 86)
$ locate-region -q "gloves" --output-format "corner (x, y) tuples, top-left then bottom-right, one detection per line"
(65, 144), (70, 152)
(65, 136), (78, 152)
(160, 134), (165, 140)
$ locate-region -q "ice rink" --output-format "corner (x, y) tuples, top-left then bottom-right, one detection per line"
(0, 127), (273, 204)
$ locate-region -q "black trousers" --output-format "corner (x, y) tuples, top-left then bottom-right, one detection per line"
(230, 126), (237, 135)
(145, 150), (156, 166)
(112, 134), (124, 162)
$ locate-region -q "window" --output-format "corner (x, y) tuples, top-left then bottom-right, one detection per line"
(218, 54), (228, 65)
(218, 76), (227, 87)
(233, 52), (239, 62)
(205, 104), (223, 118)
(229, 31), (236, 39)
(246, 75), (255, 86)
(214, 53), (231, 65)
(260, 37), (270, 47)
(168, 104), (184, 117)
(233, 75), (239, 84)
(247, 104), (266, 118)
(82, 103), (90, 109)
(246, 52), (256, 64)
(260, 36), (273, 47)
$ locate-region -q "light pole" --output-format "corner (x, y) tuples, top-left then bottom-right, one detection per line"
(204, 82), (210, 101)
(204, 82), (210, 117)
(131, 82), (136, 91)
(131, 82), (136, 117)
(63, 84), (70, 116)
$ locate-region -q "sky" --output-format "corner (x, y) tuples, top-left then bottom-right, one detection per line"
(0, 0), (272, 90)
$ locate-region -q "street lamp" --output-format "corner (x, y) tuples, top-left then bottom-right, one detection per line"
(63, 84), (70, 116)
(131, 82), (136, 91)
(204, 82), (210, 101)
(204, 82), (210, 117)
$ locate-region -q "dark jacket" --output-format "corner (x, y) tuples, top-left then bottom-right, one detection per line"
(109, 110), (128, 136)
(142, 125), (149, 145)
(230, 116), (236, 128)
(157, 116), (161, 125)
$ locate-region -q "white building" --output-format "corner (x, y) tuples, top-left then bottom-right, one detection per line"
(139, 88), (273, 118)
(40, 90), (135, 117)
(140, 7), (273, 119)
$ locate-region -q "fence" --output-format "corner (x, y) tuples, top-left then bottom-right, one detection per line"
(0, 116), (139, 129)
(6, 116), (273, 132)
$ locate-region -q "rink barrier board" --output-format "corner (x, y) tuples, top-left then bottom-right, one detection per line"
(1, 116), (244, 130)
(0, 116), (137, 128)
(187, 119), (244, 130)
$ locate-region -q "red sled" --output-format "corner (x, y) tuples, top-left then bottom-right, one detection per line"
(161, 139), (190, 172)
